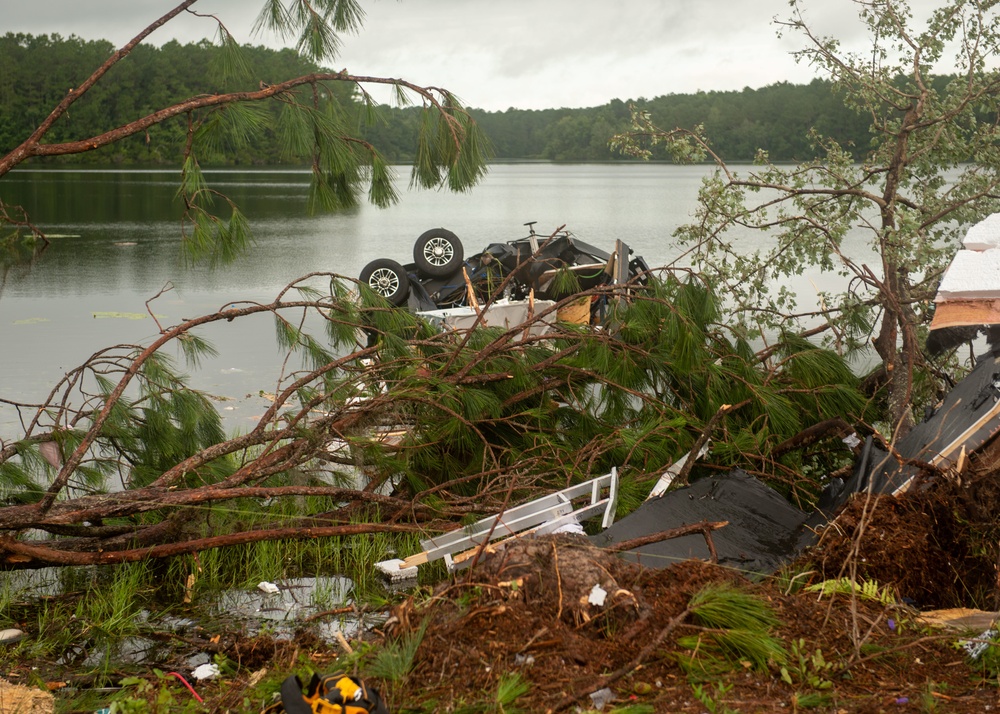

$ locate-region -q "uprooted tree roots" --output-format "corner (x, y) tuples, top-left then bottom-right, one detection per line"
(808, 467), (1000, 610)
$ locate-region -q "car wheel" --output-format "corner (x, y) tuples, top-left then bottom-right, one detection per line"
(413, 228), (464, 278)
(359, 258), (410, 306)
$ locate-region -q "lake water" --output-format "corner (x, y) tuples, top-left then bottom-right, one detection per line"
(0, 162), (836, 436)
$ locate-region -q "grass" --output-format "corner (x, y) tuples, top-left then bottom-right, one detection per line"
(146, 495), (425, 607)
(0, 513), (425, 690)
(679, 582), (788, 677)
(365, 617), (428, 682)
(0, 574), (19, 628)
(78, 561), (152, 639)
(453, 672), (530, 714)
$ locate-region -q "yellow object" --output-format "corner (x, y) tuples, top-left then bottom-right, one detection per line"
(558, 296), (591, 324)
(263, 672), (388, 714)
(304, 675), (366, 713)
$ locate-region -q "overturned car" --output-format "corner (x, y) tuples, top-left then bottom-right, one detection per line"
(358, 223), (650, 322)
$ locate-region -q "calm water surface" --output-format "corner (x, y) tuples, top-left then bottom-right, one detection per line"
(0, 163), (837, 436)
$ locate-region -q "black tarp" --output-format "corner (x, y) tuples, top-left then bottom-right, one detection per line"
(592, 469), (814, 575)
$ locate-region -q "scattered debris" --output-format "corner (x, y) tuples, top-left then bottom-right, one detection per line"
(257, 581), (280, 595)
(582, 343), (1000, 603)
(191, 663), (221, 681)
(0, 628), (25, 645)
(385, 539), (1000, 711)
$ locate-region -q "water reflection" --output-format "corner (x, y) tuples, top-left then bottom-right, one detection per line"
(0, 235), (48, 298)
(0, 163), (717, 438)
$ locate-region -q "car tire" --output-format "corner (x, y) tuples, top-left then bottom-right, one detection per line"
(359, 258), (410, 306)
(413, 228), (464, 278)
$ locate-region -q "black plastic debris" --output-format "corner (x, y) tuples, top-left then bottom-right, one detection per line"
(831, 345), (1000, 499)
(592, 469), (813, 576)
(597, 347), (1000, 579)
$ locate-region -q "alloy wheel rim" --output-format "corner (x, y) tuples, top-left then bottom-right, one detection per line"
(423, 237), (454, 266)
(369, 268), (399, 296)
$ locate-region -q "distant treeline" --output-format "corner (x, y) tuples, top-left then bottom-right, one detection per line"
(1, 32), (912, 165)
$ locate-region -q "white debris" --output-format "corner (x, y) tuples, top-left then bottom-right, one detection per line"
(964, 213), (1000, 251)
(257, 581), (280, 594)
(842, 433), (862, 449)
(590, 687), (614, 710)
(191, 663), (220, 680)
(588, 584), (608, 607)
(960, 629), (997, 660)
(936, 249), (1000, 300)
(375, 559), (418, 581)
(0, 628), (25, 645)
(551, 522), (585, 536)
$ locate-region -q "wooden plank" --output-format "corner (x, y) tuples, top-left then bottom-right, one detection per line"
(930, 299), (1000, 330)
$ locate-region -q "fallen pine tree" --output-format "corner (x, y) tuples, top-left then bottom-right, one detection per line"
(0, 271), (871, 569)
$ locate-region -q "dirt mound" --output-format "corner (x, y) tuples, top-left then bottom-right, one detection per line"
(808, 485), (999, 609)
(383, 534), (999, 712)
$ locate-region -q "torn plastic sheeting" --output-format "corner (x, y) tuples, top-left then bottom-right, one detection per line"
(592, 469), (812, 575)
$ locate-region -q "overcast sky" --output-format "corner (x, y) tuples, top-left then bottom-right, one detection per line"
(6, 0), (953, 111)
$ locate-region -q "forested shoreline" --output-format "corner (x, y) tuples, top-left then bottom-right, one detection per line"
(0, 32), (901, 165)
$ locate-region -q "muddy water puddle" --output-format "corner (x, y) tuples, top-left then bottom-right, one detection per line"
(212, 577), (358, 633)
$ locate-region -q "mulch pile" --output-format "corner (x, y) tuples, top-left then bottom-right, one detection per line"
(808, 486), (999, 610)
(379, 529), (1000, 713)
